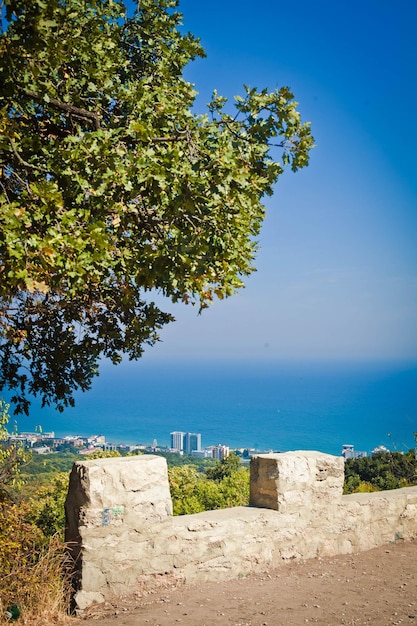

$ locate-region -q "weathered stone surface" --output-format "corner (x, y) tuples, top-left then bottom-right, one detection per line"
(65, 452), (417, 612)
(65, 454), (172, 609)
(249, 451), (344, 512)
(66, 455), (172, 531)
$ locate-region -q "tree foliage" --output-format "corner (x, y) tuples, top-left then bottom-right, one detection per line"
(168, 456), (249, 515)
(0, 399), (28, 500)
(344, 450), (417, 494)
(205, 451), (242, 481)
(0, 0), (314, 414)
(26, 471), (69, 538)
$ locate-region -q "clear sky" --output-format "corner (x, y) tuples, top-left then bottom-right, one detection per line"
(139, 0), (417, 364)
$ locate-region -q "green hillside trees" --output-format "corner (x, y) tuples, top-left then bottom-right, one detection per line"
(344, 450), (417, 493)
(168, 454), (249, 515)
(0, 400), (27, 500)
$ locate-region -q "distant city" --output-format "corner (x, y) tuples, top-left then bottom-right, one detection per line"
(5, 429), (273, 459)
(5, 428), (392, 459)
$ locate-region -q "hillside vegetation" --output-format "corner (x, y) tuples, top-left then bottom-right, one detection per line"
(2, 399), (417, 624)
(344, 449), (417, 493)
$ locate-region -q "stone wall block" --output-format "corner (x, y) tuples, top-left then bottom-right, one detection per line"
(65, 455), (172, 535)
(250, 451), (344, 513)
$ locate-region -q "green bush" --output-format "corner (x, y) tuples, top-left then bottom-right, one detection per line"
(344, 450), (417, 494)
(27, 473), (69, 539)
(0, 400), (29, 502)
(168, 456), (250, 515)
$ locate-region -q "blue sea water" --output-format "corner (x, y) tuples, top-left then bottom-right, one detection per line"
(4, 359), (417, 456)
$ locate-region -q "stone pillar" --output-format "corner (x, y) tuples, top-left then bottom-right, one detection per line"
(249, 451), (344, 513)
(65, 455), (172, 611)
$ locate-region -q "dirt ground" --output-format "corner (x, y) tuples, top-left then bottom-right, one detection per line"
(80, 540), (417, 626)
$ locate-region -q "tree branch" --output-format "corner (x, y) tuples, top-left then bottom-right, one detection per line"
(4, 164), (33, 194)
(123, 126), (189, 144)
(9, 138), (49, 173)
(0, 179), (11, 203)
(18, 87), (100, 130)
(150, 135), (185, 143)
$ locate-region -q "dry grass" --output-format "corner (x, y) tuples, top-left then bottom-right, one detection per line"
(0, 504), (73, 626)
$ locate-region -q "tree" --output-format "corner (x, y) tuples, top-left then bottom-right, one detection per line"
(27, 472), (69, 538)
(168, 460), (249, 515)
(206, 452), (242, 481)
(0, 0), (314, 414)
(0, 399), (28, 500)
(343, 450), (417, 493)
(168, 465), (205, 515)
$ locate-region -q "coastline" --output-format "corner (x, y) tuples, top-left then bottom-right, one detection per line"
(3, 359), (417, 457)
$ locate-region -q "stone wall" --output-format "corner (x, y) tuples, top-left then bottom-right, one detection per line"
(65, 451), (417, 611)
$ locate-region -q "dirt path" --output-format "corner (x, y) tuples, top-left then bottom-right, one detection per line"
(80, 540), (417, 626)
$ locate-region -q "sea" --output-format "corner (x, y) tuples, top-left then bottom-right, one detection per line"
(3, 359), (417, 456)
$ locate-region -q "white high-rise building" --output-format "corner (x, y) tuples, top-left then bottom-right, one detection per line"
(170, 431), (185, 451)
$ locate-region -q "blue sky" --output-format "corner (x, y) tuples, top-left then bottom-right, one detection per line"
(140, 0), (417, 363)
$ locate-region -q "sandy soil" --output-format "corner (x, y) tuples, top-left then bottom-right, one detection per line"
(80, 540), (417, 626)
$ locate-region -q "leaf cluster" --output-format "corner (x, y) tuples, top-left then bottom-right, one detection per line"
(0, 0), (314, 413)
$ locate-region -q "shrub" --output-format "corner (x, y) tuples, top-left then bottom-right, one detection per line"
(344, 449), (417, 493)
(168, 461), (250, 515)
(27, 473), (69, 539)
(0, 503), (71, 624)
(0, 400), (28, 502)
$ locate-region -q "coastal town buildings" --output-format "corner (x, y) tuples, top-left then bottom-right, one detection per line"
(4, 429), (379, 461)
(341, 444), (367, 459)
(169, 431), (231, 459)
